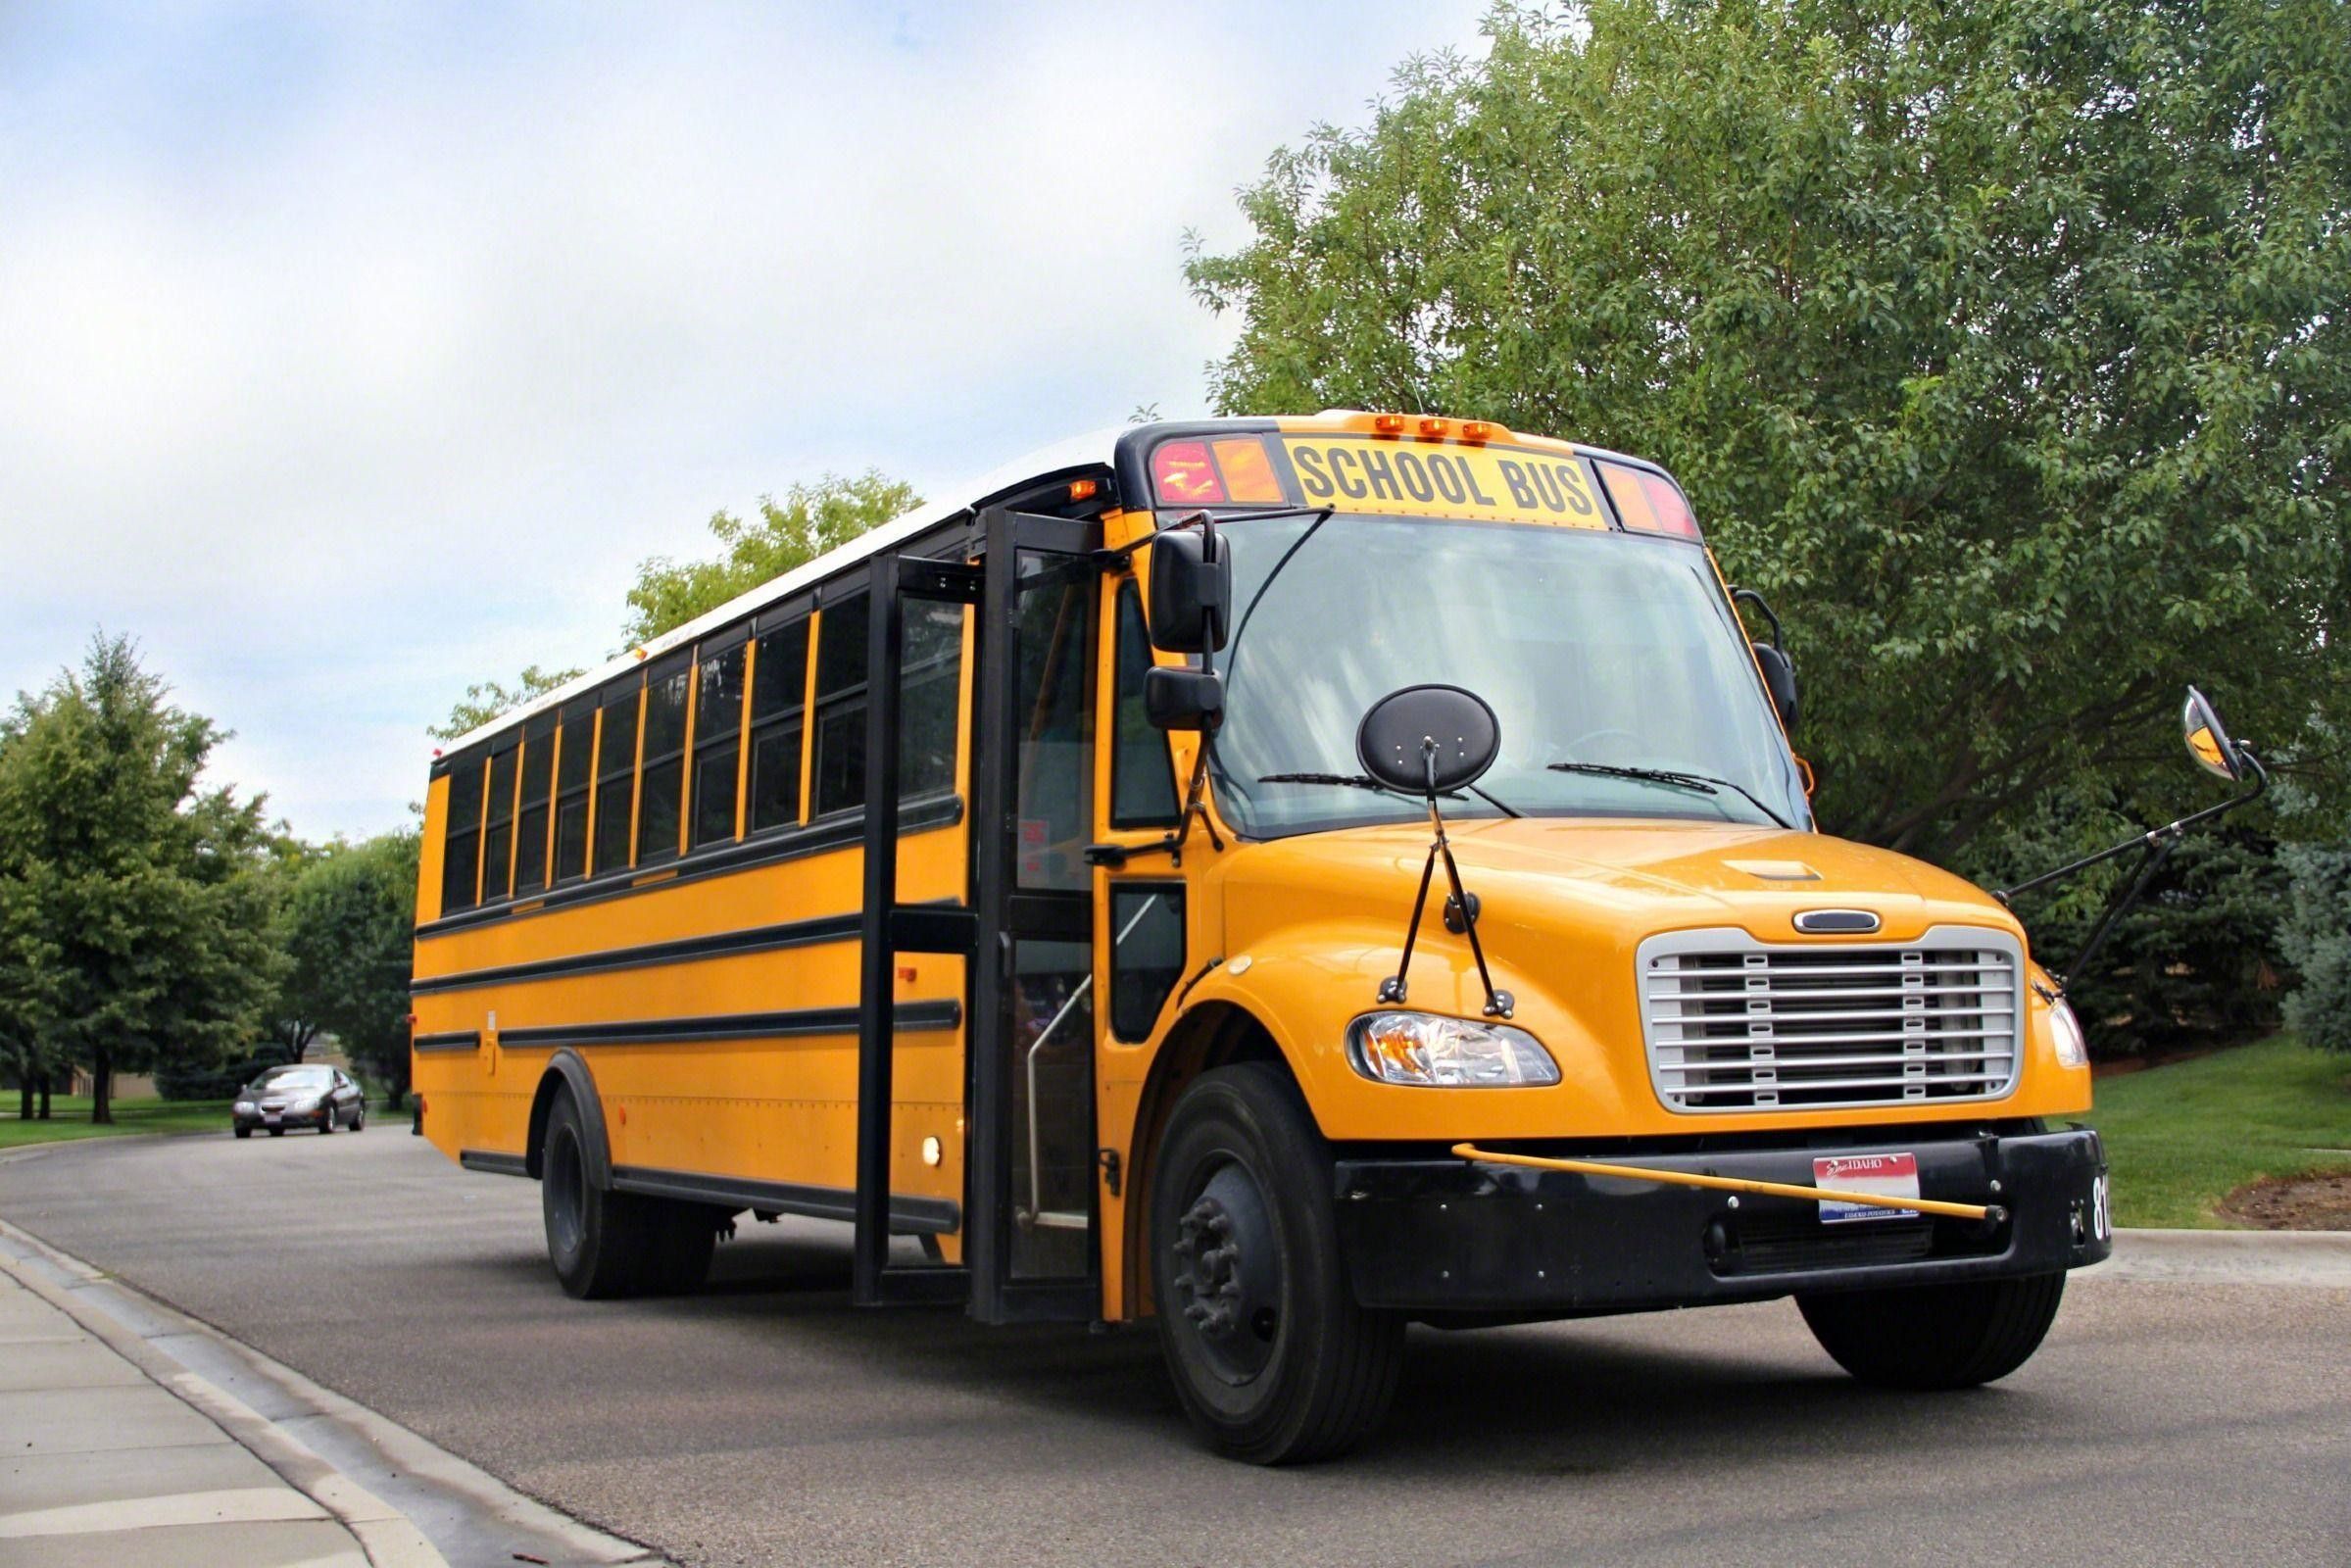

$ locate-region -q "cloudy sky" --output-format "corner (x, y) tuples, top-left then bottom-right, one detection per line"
(0, 1), (1491, 840)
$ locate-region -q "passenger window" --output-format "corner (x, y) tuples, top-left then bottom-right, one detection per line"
(440, 759), (484, 913)
(591, 678), (641, 874)
(811, 593), (870, 816)
(1110, 581), (1182, 828)
(481, 743), (517, 902)
(553, 702), (593, 883)
(901, 600), (964, 799)
(636, 661), (690, 866)
(1109, 884), (1186, 1042)
(1016, 566), (1094, 891)
(692, 639), (748, 849)
(750, 617), (809, 833)
(514, 710), (556, 895)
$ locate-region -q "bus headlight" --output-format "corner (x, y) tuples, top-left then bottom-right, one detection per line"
(2047, 997), (2088, 1068)
(1346, 1011), (1560, 1088)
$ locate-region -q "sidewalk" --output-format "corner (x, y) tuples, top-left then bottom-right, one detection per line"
(0, 1221), (663, 1568)
(0, 1261), (393, 1567)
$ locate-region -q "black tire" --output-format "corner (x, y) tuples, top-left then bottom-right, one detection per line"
(632, 1202), (723, 1295)
(541, 1090), (651, 1298)
(318, 1112), (333, 1134)
(352, 1106), (367, 1132)
(233, 1125), (251, 1139)
(1151, 1062), (1404, 1464)
(269, 1126), (284, 1137)
(1797, 1272), (2067, 1390)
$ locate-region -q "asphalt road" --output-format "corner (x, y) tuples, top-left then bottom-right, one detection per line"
(1, 1129), (2345, 1568)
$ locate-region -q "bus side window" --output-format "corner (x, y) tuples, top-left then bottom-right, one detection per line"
(749, 617), (809, 833)
(692, 637), (747, 849)
(636, 659), (690, 866)
(1110, 580), (1183, 828)
(441, 758), (485, 913)
(480, 742), (518, 903)
(812, 592), (870, 817)
(514, 710), (556, 895)
(901, 599), (963, 799)
(591, 676), (641, 875)
(553, 702), (592, 883)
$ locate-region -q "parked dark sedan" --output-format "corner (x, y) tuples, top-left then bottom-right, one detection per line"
(231, 1065), (367, 1137)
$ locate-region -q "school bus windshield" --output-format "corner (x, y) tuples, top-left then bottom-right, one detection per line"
(1210, 513), (1810, 836)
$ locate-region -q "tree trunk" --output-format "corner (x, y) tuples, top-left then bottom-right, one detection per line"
(36, 1071), (51, 1120)
(90, 1048), (112, 1125)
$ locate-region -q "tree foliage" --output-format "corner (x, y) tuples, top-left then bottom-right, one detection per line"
(1186, 0), (2351, 863)
(2278, 842), (2351, 1053)
(620, 471), (919, 647)
(429, 664), (584, 742)
(0, 636), (278, 1121)
(280, 832), (420, 1104)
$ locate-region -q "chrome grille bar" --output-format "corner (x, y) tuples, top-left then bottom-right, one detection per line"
(1637, 924), (2025, 1113)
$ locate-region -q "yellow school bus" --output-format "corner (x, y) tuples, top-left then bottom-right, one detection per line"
(414, 411), (2149, 1463)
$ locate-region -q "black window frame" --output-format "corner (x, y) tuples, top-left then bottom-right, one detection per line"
(634, 654), (692, 868)
(590, 672), (643, 877)
(691, 627), (750, 850)
(440, 754), (485, 914)
(552, 698), (594, 887)
(810, 588), (871, 820)
(1109, 578), (1184, 830)
(514, 709), (558, 897)
(748, 605), (812, 836)
(479, 739), (519, 905)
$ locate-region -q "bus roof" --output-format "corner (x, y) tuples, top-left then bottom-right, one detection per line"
(436, 426), (1122, 758)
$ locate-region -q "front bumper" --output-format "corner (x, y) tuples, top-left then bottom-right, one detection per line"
(1333, 1125), (2109, 1314)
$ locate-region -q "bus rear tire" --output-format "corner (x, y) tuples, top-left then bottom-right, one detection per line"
(542, 1091), (650, 1299)
(1151, 1062), (1403, 1464)
(1797, 1271), (2066, 1390)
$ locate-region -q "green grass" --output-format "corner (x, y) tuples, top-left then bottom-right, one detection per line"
(0, 1096), (235, 1149)
(2093, 1034), (2351, 1228)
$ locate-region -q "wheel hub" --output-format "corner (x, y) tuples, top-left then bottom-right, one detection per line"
(1170, 1162), (1281, 1381)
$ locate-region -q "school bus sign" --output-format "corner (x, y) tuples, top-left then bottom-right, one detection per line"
(1283, 435), (1612, 527)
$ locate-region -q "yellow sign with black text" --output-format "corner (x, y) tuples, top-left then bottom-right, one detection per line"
(1281, 437), (1611, 528)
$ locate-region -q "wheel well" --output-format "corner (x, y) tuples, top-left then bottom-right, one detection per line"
(525, 1069), (566, 1180)
(1121, 1002), (1294, 1315)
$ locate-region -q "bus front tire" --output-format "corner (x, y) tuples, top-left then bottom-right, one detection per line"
(1796, 1271), (2066, 1390)
(542, 1092), (650, 1299)
(1151, 1062), (1403, 1464)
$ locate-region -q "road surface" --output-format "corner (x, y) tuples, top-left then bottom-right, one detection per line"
(1, 1128), (2344, 1567)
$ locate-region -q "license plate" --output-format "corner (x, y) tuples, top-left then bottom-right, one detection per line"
(1813, 1152), (1920, 1224)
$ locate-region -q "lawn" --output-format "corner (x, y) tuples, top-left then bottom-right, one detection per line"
(0, 1096), (234, 1150)
(2092, 1034), (2351, 1229)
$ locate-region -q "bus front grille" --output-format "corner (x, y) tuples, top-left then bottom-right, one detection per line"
(1636, 925), (2024, 1113)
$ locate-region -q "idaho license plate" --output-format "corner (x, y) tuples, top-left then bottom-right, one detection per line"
(1813, 1152), (1920, 1224)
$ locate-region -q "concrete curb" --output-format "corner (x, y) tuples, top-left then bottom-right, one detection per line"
(2088, 1226), (2351, 1288)
(0, 1217), (672, 1568)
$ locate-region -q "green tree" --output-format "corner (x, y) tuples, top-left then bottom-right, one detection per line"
(1186, 0), (2351, 861)
(0, 636), (278, 1123)
(430, 664), (583, 743)
(620, 471), (919, 646)
(280, 832), (420, 1106)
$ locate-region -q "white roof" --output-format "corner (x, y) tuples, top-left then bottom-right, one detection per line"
(442, 427), (1123, 755)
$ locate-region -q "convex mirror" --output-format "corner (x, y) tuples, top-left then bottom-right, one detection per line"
(1146, 527), (1230, 655)
(2182, 685), (2244, 782)
(1356, 685), (1500, 795)
(1144, 665), (1223, 733)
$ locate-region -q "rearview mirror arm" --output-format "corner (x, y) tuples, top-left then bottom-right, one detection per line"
(1995, 747), (2267, 994)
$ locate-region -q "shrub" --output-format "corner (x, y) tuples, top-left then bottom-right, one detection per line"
(2278, 844), (2351, 1054)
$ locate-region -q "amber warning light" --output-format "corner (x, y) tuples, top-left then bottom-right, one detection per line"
(1150, 437), (1287, 508)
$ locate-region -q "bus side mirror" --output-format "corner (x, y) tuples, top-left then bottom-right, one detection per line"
(1755, 643), (1798, 732)
(1144, 666), (1223, 732)
(2182, 685), (2244, 781)
(1146, 528), (1230, 655)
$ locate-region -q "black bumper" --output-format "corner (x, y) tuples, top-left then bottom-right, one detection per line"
(1332, 1126), (2109, 1315)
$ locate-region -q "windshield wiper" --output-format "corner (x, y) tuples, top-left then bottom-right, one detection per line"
(1257, 772), (1521, 818)
(1546, 761), (1792, 830)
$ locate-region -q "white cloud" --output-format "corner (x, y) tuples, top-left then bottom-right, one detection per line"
(0, 0), (1490, 838)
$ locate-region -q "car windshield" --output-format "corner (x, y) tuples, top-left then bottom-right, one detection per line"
(1207, 513), (1810, 837)
(257, 1067), (332, 1090)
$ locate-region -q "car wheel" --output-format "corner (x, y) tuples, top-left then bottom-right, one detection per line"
(233, 1125), (251, 1139)
(1797, 1272), (2067, 1390)
(269, 1127), (284, 1137)
(352, 1106), (367, 1132)
(1151, 1062), (1404, 1464)
(541, 1089), (651, 1298)
(318, 1112), (333, 1134)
